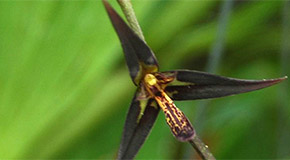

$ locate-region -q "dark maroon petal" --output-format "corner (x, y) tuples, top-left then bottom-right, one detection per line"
(103, 0), (159, 85)
(118, 90), (160, 160)
(162, 70), (287, 100)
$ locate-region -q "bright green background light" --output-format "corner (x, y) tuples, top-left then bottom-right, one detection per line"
(0, 1), (289, 159)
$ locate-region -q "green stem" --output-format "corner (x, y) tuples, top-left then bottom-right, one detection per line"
(189, 135), (216, 160)
(117, 0), (145, 41)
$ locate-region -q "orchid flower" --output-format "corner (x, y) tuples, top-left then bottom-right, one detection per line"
(103, 1), (287, 159)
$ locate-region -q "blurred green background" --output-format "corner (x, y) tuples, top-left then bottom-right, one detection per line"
(0, 0), (289, 159)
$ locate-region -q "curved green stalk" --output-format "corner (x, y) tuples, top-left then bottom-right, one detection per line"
(117, 0), (145, 41)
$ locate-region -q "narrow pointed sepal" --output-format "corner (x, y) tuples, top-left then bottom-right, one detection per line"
(118, 90), (160, 160)
(159, 70), (287, 100)
(103, 0), (159, 85)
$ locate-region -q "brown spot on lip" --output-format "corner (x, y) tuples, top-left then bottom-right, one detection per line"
(144, 73), (195, 141)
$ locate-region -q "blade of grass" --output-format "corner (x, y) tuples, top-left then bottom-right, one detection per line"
(13, 1), (153, 158)
(277, 1), (290, 157)
(161, 1), (282, 68)
(0, 2), (124, 158)
(182, 1), (233, 159)
(195, 0), (233, 134)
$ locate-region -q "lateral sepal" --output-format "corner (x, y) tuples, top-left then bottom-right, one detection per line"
(155, 70), (287, 100)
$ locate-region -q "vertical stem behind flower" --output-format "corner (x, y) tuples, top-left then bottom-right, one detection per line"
(277, 1), (290, 157)
(183, 0), (233, 159)
(117, 0), (145, 41)
(194, 0), (233, 132)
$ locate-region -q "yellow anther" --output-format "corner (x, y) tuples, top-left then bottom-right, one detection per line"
(144, 74), (157, 86)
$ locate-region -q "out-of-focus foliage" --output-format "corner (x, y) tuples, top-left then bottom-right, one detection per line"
(0, 1), (289, 159)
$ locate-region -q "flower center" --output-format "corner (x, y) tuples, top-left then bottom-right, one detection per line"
(144, 74), (157, 86)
